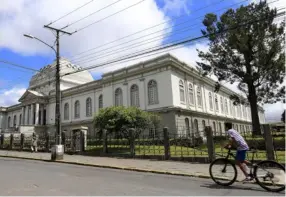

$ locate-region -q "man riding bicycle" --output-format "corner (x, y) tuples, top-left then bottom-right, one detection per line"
(224, 122), (253, 181)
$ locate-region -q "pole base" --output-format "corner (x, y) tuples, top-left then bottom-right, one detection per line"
(51, 145), (64, 161)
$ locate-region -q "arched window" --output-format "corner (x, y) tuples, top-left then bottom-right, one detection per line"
(185, 118), (190, 137)
(64, 103), (69, 120)
(225, 98), (228, 114)
(242, 106), (246, 118)
(220, 96), (224, 113)
(202, 120), (206, 136)
(130, 84), (140, 107)
(8, 116), (11, 128)
(197, 86), (202, 107)
(148, 80), (158, 105)
(215, 94), (219, 111)
(213, 122), (216, 136)
(194, 119), (199, 136)
(209, 92), (213, 110)
(86, 97), (92, 117)
(74, 100), (80, 118)
(98, 95), (103, 109)
(189, 84), (194, 105)
(179, 80), (185, 102)
(19, 114), (22, 125)
(219, 122), (222, 136)
(115, 88), (123, 106)
(237, 105), (241, 117)
(202, 120), (206, 130)
(13, 115), (17, 127)
(229, 100), (232, 116)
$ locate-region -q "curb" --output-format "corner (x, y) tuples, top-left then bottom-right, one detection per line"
(0, 154), (212, 179)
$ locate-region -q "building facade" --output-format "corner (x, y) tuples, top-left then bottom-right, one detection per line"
(0, 54), (266, 137)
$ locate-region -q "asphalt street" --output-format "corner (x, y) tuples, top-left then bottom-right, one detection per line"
(0, 157), (284, 196)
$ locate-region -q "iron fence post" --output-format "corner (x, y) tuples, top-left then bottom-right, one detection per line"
(163, 127), (170, 160)
(205, 126), (215, 162)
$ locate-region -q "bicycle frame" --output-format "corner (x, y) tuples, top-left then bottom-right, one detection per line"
(223, 149), (275, 180)
(222, 148), (256, 176)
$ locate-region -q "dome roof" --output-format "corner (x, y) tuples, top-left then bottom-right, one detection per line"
(29, 57), (94, 89)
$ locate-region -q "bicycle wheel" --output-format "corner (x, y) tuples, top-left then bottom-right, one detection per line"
(209, 158), (237, 186)
(254, 160), (285, 192)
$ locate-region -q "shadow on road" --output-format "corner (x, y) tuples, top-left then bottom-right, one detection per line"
(200, 183), (285, 195)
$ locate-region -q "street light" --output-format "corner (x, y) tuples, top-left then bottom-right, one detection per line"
(23, 34), (56, 54)
(23, 34), (34, 39)
(24, 33), (63, 160)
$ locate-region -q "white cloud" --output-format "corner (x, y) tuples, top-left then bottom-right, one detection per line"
(0, 87), (26, 107)
(161, 0), (190, 17)
(0, 0), (171, 61)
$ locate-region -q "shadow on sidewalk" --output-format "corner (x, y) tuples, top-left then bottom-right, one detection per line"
(200, 183), (285, 195)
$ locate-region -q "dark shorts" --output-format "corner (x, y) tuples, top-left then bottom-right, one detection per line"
(236, 150), (247, 161)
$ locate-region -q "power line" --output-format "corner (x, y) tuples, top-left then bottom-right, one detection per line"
(62, 10), (285, 77)
(0, 60), (39, 72)
(71, 0), (282, 65)
(69, 0), (227, 58)
(72, 0), (147, 34)
(69, 0), (279, 63)
(46, 0), (95, 26)
(61, 0), (124, 30)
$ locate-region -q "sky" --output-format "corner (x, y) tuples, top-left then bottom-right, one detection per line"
(0, 0), (285, 122)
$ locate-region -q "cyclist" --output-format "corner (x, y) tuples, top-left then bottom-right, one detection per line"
(224, 122), (252, 181)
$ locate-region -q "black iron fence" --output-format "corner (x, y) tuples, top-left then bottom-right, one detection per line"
(0, 124), (284, 164)
(0, 132), (85, 154)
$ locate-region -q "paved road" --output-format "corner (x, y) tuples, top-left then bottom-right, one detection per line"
(0, 158), (284, 196)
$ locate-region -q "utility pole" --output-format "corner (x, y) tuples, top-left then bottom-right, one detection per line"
(44, 25), (72, 160)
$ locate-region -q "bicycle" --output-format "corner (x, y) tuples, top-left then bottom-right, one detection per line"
(209, 148), (285, 192)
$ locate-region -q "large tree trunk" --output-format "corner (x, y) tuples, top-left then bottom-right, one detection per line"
(247, 82), (261, 136)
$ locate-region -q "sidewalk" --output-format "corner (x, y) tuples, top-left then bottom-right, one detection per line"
(0, 150), (283, 184)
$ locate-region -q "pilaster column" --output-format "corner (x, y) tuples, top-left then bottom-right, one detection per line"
(31, 104), (35, 125)
(21, 107), (25, 125)
(35, 103), (40, 125)
(25, 106), (29, 125)
(40, 104), (44, 125)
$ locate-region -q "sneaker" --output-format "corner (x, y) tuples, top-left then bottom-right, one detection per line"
(242, 176), (254, 183)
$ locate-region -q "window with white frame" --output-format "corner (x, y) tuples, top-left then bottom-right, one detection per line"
(215, 94), (219, 111)
(64, 103), (69, 120)
(8, 116), (11, 127)
(242, 105), (246, 118)
(220, 96), (224, 113)
(229, 100), (232, 115)
(130, 84), (140, 107)
(225, 98), (228, 114)
(209, 92), (213, 110)
(74, 100), (80, 118)
(189, 83), (194, 105)
(148, 80), (158, 105)
(98, 95), (103, 109)
(86, 97), (92, 117)
(194, 119), (199, 136)
(213, 121), (216, 136)
(13, 115), (17, 126)
(19, 114), (22, 125)
(115, 88), (123, 106)
(197, 86), (202, 107)
(237, 105), (241, 117)
(179, 80), (185, 103)
(185, 118), (190, 137)
(219, 122), (222, 135)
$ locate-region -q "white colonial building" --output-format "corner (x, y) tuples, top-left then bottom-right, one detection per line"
(0, 54), (265, 137)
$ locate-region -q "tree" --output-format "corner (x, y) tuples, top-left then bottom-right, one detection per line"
(196, 1), (285, 135)
(281, 110), (285, 123)
(93, 106), (160, 138)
